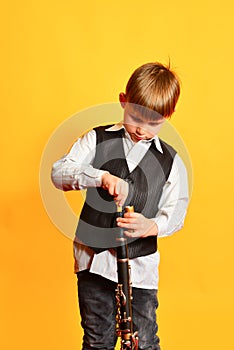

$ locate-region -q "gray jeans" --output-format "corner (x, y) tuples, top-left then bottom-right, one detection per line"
(77, 270), (160, 350)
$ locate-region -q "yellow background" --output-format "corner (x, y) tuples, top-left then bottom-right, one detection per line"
(1, 0), (234, 349)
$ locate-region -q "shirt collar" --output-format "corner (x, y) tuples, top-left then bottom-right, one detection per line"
(105, 122), (163, 154)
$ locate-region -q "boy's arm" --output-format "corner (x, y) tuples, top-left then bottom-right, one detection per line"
(154, 153), (189, 237)
(117, 154), (189, 238)
(51, 129), (108, 191)
(51, 129), (129, 206)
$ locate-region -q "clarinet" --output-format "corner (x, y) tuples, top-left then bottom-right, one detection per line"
(115, 205), (138, 350)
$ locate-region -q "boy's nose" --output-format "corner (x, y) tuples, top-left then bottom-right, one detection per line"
(136, 126), (145, 135)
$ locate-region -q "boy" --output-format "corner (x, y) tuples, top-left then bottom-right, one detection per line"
(52, 62), (189, 350)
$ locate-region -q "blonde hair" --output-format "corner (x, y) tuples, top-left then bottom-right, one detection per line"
(125, 62), (180, 118)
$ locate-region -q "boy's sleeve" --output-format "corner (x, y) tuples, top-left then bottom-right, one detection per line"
(153, 154), (189, 237)
(51, 129), (109, 191)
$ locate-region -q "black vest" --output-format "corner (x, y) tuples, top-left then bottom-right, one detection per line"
(75, 125), (176, 258)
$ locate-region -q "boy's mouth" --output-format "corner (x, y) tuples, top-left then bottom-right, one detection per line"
(132, 133), (146, 141)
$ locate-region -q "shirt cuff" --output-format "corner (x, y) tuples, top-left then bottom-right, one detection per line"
(83, 168), (109, 187)
(153, 215), (168, 237)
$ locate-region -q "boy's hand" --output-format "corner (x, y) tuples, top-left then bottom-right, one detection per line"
(116, 212), (158, 238)
(101, 173), (129, 207)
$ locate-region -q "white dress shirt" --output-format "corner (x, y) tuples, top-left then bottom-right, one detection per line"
(51, 123), (189, 289)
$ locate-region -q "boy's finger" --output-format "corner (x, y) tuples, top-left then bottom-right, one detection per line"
(124, 212), (138, 218)
(124, 230), (137, 237)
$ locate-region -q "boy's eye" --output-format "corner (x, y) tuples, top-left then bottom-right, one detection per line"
(129, 114), (163, 127)
(130, 115), (142, 123)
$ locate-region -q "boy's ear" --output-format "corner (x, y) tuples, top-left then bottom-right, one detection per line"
(119, 92), (127, 108)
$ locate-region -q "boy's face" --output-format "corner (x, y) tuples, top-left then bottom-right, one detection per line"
(119, 93), (165, 143)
